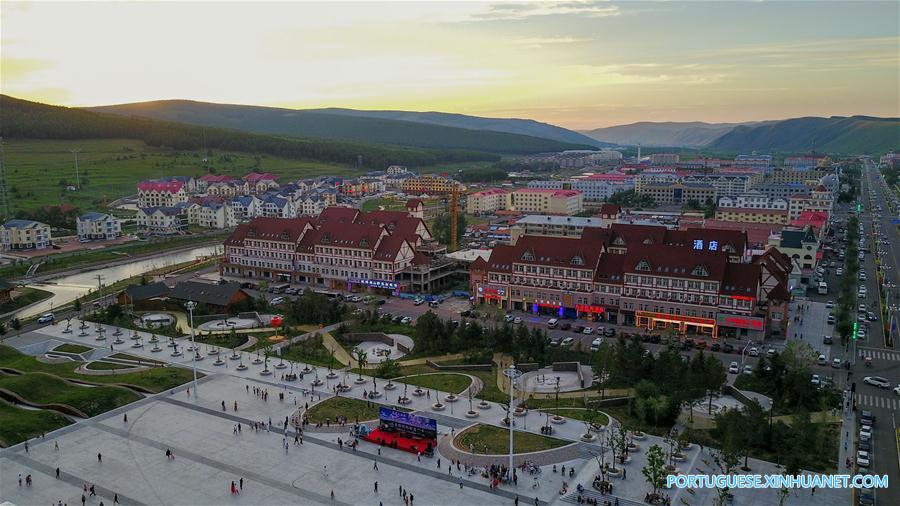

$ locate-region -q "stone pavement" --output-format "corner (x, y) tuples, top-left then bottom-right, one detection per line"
(0, 320), (854, 506)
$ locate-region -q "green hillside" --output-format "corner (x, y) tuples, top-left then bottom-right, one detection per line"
(1, 138), (362, 215)
(709, 116), (899, 155)
(88, 99), (596, 154)
(1, 95), (498, 170)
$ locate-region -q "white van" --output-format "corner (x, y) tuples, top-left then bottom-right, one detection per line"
(547, 318), (559, 329)
(590, 337), (602, 352)
(817, 354), (827, 366)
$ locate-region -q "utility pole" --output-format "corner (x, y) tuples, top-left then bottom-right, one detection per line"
(71, 149), (81, 189)
(0, 137), (9, 219)
(96, 274), (105, 307)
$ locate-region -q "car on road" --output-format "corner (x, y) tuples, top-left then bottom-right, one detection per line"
(859, 425), (872, 441)
(728, 361), (739, 374)
(832, 358), (842, 368)
(811, 374), (820, 386)
(858, 303), (867, 313)
(400, 316), (412, 325)
(513, 317), (522, 325)
(604, 328), (616, 338)
(36, 313), (55, 324)
(860, 410), (875, 426)
(413, 298), (425, 306)
(766, 348), (776, 357)
(817, 354), (827, 366)
(863, 376), (891, 388)
(867, 312), (877, 321)
(561, 337), (575, 347)
(856, 450), (870, 467)
(748, 347), (759, 357)
(583, 327), (593, 335)
(825, 300), (834, 308)
(823, 335), (833, 345)
(549, 337), (561, 347)
(743, 364), (753, 375)
(547, 318), (559, 328)
(827, 315), (835, 325)
(269, 297), (285, 306)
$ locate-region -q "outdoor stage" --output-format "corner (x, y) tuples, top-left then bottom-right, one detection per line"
(363, 428), (435, 456)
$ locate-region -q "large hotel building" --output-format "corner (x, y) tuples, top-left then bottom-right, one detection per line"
(470, 223), (792, 340)
(221, 206), (455, 293)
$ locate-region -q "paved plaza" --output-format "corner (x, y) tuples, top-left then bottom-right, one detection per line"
(0, 320), (853, 506)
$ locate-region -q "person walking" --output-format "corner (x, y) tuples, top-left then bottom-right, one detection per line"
(373, 459), (378, 470)
(90, 485), (96, 497)
(97, 453), (102, 463)
(114, 494), (119, 505)
(56, 467), (60, 479)
(374, 481), (378, 493)
(24, 441), (29, 453)
(81, 494), (86, 506)
(123, 413), (128, 423)
(240, 477), (243, 490)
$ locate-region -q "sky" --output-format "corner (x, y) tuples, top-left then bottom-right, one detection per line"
(2, 1), (899, 129)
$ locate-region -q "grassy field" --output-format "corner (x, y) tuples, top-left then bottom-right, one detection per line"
(0, 371), (141, 417)
(3, 139), (360, 215)
(398, 373), (472, 394)
(0, 344), (197, 392)
(456, 424), (570, 455)
(52, 344), (92, 354)
(361, 197), (407, 212)
(278, 340), (336, 368)
(193, 332), (250, 350)
(84, 361), (135, 371)
(304, 396), (384, 424)
(0, 399), (72, 447)
(0, 287), (55, 316)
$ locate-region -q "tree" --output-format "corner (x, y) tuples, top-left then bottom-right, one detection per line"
(592, 342), (614, 398)
(10, 318), (21, 333)
(354, 347), (368, 379)
(0, 320), (6, 337)
(711, 441), (741, 506)
(642, 444), (667, 498)
(73, 299), (82, 312)
(610, 425), (629, 471)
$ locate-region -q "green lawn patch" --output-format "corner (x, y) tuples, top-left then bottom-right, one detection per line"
(0, 399), (71, 447)
(278, 339), (336, 368)
(361, 197), (406, 212)
(52, 344), (92, 354)
(455, 423), (570, 455)
(85, 361), (134, 371)
(0, 372), (140, 417)
(108, 353), (165, 365)
(193, 332), (249, 350)
(0, 344), (197, 392)
(537, 408), (609, 425)
(398, 373), (472, 394)
(304, 396), (409, 424)
(0, 287), (54, 316)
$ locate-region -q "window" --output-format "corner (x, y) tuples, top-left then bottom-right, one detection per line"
(692, 265), (708, 277)
(636, 260), (651, 272)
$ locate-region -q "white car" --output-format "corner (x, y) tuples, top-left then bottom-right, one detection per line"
(36, 313), (55, 324)
(766, 348), (776, 357)
(269, 297), (285, 306)
(413, 298), (425, 306)
(349, 295), (362, 303)
(743, 365), (753, 375)
(748, 347), (759, 357)
(513, 317), (522, 325)
(811, 374), (820, 386)
(832, 358), (842, 369)
(400, 316), (412, 325)
(893, 385), (900, 396)
(826, 300), (834, 308)
(863, 376), (891, 388)
(583, 327), (593, 335)
(561, 337), (575, 347)
(728, 361), (739, 374)
(817, 354), (827, 366)
(859, 425), (872, 441)
(857, 450), (870, 467)
(858, 304), (867, 313)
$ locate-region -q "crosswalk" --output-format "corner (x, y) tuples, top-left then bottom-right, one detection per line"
(854, 393), (900, 410)
(857, 347), (900, 361)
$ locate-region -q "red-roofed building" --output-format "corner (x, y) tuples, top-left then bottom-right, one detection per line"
(405, 199), (424, 219)
(137, 180), (189, 207)
(790, 211), (829, 238)
(222, 206), (453, 293)
(242, 172), (279, 194)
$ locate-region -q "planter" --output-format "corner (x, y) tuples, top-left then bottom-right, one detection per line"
(337, 384), (351, 393)
(627, 443), (640, 452)
(326, 372), (339, 379)
(580, 433), (597, 442)
(79, 331), (89, 337)
(236, 363), (248, 371)
(251, 358), (263, 365)
(214, 359), (225, 366)
(445, 394), (459, 403)
(477, 401), (491, 410)
(229, 354), (240, 360)
(151, 345), (162, 353)
(465, 410), (479, 418)
(432, 403), (445, 411)
(384, 382), (397, 390)
(673, 453), (686, 462)
(171, 351), (183, 357)
(632, 432), (646, 440)
(302, 367), (312, 374)
(311, 379), (324, 387)
(551, 415), (566, 424)
(606, 467), (622, 477)
(412, 388), (426, 397)
(192, 355), (204, 362)
(398, 396), (412, 405)
(354, 377), (367, 384)
(113, 339), (125, 345)
(664, 465), (678, 475)
(207, 349), (218, 356)
(368, 391), (382, 398)
(96, 335), (106, 341)
(275, 363), (288, 370)
(148, 336), (158, 343)
(260, 369), (272, 376)
(131, 342), (142, 348)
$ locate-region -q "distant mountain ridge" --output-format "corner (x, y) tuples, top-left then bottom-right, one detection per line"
(311, 107), (610, 147)
(708, 116), (899, 154)
(580, 121), (763, 147)
(87, 100), (602, 154)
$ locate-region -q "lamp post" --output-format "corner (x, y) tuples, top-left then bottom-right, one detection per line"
(186, 300), (198, 397)
(503, 363), (522, 481)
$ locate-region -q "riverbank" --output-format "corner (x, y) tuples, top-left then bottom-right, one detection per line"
(2, 232), (227, 283)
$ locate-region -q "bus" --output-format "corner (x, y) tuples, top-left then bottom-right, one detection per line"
(818, 282), (828, 295)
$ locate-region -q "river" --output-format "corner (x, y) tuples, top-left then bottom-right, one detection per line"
(15, 245), (220, 320)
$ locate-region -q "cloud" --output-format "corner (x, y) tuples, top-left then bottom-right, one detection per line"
(474, 1), (621, 20)
(512, 36), (593, 48)
(1, 57), (53, 80)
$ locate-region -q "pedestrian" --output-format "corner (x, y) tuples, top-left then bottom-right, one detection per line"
(114, 494), (119, 505)
(323, 465), (328, 477)
(234, 401), (238, 411)
(417, 451), (421, 462)
(400, 485), (403, 496)
(374, 459), (378, 470)
(410, 493), (414, 505)
(623, 469), (626, 479)
(437, 458), (441, 469)
(240, 477), (243, 490)
(24, 441), (29, 453)
(82, 494), (86, 506)
(374, 481), (378, 493)
(515, 496), (519, 506)
(55, 441), (59, 451)
(238, 423), (241, 434)
(534, 497), (539, 506)
(97, 452), (102, 463)
(18, 473), (21, 486)
(459, 478), (464, 489)
(90, 485), (96, 497)
(56, 466), (60, 479)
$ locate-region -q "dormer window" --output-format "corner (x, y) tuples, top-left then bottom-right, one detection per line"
(636, 260), (650, 271)
(642, 238), (653, 245)
(361, 237), (369, 248)
(613, 237), (625, 246)
(692, 265), (709, 277)
(522, 251), (534, 261)
(571, 255), (584, 266)
(321, 233), (331, 244)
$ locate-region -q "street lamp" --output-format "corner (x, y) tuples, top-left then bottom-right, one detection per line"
(503, 363), (522, 481)
(185, 300), (198, 396)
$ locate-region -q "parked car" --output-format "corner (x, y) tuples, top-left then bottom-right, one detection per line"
(400, 316), (412, 325)
(513, 317), (522, 325)
(392, 315), (404, 324)
(811, 374), (820, 386)
(863, 376), (891, 388)
(817, 354), (827, 366)
(549, 337), (561, 347)
(604, 328), (616, 338)
(856, 450), (870, 467)
(269, 297), (285, 306)
(36, 313), (55, 324)
(743, 365), (753, 375)
(374, 299), (386, 306)
(728, 361), (739, 374)
(560, 322), (571, 331)
(748, 347), (760, 357)
(413, 298), (425, 306)
(561, 337), (575, 347)
(428, 300), (439, 308)
(710, 342), (721, 352)
(723, 343), (735, 354)
(859, 425), (872, 441)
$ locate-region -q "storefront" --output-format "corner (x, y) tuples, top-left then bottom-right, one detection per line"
(528, 300), (565, 317)
(576, 304), (614, 323)
(478, 286), (508, 309)
(715, 313), (766, 340)
(635, 311), (717, 338)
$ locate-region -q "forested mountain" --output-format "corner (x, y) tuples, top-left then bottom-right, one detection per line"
(1, 95), (498, 168)
(309, 107), (610, 147)
(708, 116), (900, 154)
(580, 121), (760, 147)
(88, 100), (598, 154)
